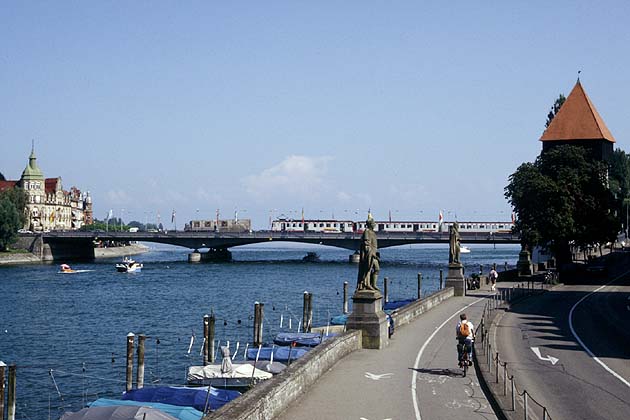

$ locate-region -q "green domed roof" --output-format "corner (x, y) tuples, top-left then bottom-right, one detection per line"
(21, 146), (44, 181)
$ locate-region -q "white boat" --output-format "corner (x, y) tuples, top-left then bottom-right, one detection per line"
(116, 257), (143, 273)
(187, 363), (273, 390)
(460, 246), (471, 254)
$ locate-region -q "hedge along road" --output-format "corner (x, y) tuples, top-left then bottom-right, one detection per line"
(494, 274), (630, 420)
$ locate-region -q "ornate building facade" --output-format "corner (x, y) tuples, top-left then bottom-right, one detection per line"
(0, 147), (93, 231)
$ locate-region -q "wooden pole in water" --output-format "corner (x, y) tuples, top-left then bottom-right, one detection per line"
(439, 269), (443, 289)
(302, 292), (309, 332)
(203, 315), (210, 365)
(126, 333), (135, 392)
(209, 313), (216, 363)
(7, 364), (15, 420)
(136, 334), (145, 389)
(417, 273), (422, 299)
(383, 277), (389, 303)
(343, 281), (349, 314)
(253, 303), (260, 346)
(306, 292), (313, 332)
(258, 303), (264, 345)
(0, 361), (6, 420)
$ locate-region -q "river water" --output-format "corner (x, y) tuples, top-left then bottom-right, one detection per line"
(0, 242), (519, 418)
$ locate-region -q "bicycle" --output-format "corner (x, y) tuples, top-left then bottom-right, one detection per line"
(457, 340), (473, 377)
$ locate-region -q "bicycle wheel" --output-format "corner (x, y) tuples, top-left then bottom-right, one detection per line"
(463, 358), (468, 377)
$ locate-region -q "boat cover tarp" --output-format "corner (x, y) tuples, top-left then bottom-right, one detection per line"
(330, 314), (348, 325)
(122, 386), (241, 412)
(61, 405), (178, 420)
(383, 299), (416, 311)
(244, 360), (287, 374)
(273, 332), (323, 347)
(187, 363), (273, 381)
(89, 398), (203, 420)
(246, 346), (309, 362)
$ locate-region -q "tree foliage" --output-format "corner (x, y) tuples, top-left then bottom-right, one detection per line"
(545, 94), (566, 128)
(505, 145), (620, 264)
(0, 187), (27, 251)
(0, 172), (5, 181)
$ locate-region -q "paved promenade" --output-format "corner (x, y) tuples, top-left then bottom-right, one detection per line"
(277, 287), (499, 420)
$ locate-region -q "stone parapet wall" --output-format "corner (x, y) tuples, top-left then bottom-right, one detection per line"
(391, 287), (454, 328)
(204, 330), (362, 420)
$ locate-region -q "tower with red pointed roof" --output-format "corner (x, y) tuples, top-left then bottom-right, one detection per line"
(540, 80), (615, 162)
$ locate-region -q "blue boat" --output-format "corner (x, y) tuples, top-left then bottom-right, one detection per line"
(246, 346), (309, 362)
(383, 299), (415, 311)
(89, 398), (203, 420)
(274, 332), (323, 347)
(122, 385), (241, 412)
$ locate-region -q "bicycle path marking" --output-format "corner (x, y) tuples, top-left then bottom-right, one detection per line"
(411, 296), (486, 420)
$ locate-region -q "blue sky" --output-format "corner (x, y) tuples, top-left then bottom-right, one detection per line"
(2, 1), (629, 228)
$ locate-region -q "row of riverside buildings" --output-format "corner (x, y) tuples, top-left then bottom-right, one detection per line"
(0, 146), (93, 232)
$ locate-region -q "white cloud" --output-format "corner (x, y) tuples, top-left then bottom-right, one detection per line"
(243, 155), (333, 199)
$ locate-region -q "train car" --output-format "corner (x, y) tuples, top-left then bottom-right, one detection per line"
(271, 218), (354, 233)
(185, 219), (252, 233)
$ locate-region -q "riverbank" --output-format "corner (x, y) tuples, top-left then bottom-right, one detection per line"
(0, 242), (149, 265)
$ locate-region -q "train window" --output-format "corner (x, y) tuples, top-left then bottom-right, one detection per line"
(498, 225), (504, 229)
(432, 224), (436, 228)
(326, 223), (331, 227)
(480, 225), (485, 229)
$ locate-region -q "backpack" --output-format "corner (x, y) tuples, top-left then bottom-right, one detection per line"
(459, 321), (470, 337)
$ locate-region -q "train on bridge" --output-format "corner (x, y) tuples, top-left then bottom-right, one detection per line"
(271, 218), (514, 234)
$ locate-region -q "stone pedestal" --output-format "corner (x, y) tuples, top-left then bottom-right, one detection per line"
(346, 289), (389, 349)
(445, 263), (465, 296)
(517, 249), (533, 276)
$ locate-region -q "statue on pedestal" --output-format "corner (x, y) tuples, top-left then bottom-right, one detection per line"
(449, 222), (461, 265)
(356, 215), (380, 291)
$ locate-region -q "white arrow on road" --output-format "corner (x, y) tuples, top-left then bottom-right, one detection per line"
(365, 372), (394, 380)
(531, 347), (559, 365)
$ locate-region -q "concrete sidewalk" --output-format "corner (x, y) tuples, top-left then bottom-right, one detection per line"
(276, 288), (501, 420)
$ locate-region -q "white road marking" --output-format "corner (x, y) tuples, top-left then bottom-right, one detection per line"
(411, 297), (486, 420)
(360, 418), (392, 420)
(531, 347), (559, 365)
(568, 276), (630, 388)
(365, 372), (394, 380)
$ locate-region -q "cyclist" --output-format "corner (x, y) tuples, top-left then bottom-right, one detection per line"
(456, 313), (475, 366)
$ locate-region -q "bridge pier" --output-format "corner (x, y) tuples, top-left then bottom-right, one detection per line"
(188, 250), (202, 263)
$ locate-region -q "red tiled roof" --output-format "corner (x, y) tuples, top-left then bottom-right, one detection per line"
(540, 81), (615, 143)
(0, 180), (18, 191)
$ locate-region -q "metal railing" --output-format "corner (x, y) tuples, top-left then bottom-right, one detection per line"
(475, 282), (553, 420)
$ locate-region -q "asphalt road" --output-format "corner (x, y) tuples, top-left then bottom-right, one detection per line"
(494, 279), (630, 420)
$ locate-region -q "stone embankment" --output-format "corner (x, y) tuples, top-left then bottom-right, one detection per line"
(0, 236), (148, 265)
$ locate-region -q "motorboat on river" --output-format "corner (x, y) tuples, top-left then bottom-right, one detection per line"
(59, 264), (76, 274)
(116, 257), (143, 273)
(460, 246), (471, 254)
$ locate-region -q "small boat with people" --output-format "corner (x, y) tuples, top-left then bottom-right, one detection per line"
(59, 264), (76, 274)
(116, 257), (143, 273)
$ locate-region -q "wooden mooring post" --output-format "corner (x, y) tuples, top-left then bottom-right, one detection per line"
(0, 361), (6, 420)
(303, 292), (313, 332)
(209, 313), (216, 363)
(136, 334), (146, 389)
(253, 303), (264, 347)
(7, 364), (16, 420)
(439, 269), (443, 289)
(383, 277), (389, 303)
(417, 273), (422, 299)
(343, 281), (349, 314)
(126, 333), (135, 392)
